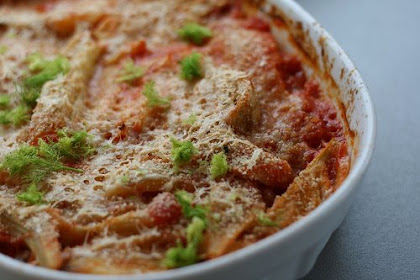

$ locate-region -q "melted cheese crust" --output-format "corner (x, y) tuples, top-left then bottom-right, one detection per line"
(0, 0), (350, 274)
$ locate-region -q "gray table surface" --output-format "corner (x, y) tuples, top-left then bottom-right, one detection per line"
(295, 0), (420, 279)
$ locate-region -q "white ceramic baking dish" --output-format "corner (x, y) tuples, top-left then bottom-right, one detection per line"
(0, 0), (375, 279)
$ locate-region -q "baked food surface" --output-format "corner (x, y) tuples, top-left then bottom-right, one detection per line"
(0, 0), (349, 274)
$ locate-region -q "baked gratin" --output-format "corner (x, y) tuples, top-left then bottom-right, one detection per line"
(0, 0), (350, 274)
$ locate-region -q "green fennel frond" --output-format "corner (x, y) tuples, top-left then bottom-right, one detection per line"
(0, 105), (29, 126)
(0, 95), (11, 108)
(1, 143), (81, 185)
(164, 216), (206, 268)
(210, 152), (229, 179)
(180, 52), (203, 81)
(178, 23), (212, 45)
(170, 137), (197, 169)
(257, 211), (278, 227)
(16, 183), (43, 205)
(0, 129), (94, 204)
(18, 84), (41, 109)
(175, 190), (207, 222)
(54, 129), (96, 161)
(0, 53), (71, 128)
(24, 53), (70, 88)
(164, 190), (207, 268)
(116, 59), (145, 83)
(141, 81), (170, 108)
(182, 114), (197, 125)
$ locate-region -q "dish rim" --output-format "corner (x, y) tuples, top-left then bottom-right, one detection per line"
(0, 0), (376, 279)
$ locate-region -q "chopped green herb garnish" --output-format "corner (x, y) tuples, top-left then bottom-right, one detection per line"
(210, 152), (229, 179)
(178, 23), (212, 45)
(16, 183), (43, 205)
(164, 191), (207, 268)
(4, 53), (70, 123)
(0, 45), (7, 55)
(26, 53), (48, 72)
(116, 59), (145, 83)
(142, 81), (170, 108)
(37, 139), (61, 163)
(26, 53), (70, 74)
(0, 130), (94, 204)
(187, 217), (206, 246)
(180, 52), (203, 81)
(0, 54), (69, 128)
(0, 111), (9, 125)
(183, 114), (197, 125)
(0, 105), (29, 126)
(164, 240), (196, 268)
(8, 105), (29, 126)
(24, 54), (70, 88)
(24, 73), (55, 89)
(53, 129), (95, 161)
(1, 142), (81, 185)
(0, 111), (10, 125)
(170, 137), (197, 169)
(164, 216), (206, 268)
(175, 190), (207, 222)
(18, 85), (41, 109)
(0, 95), (11, 108)
(257, 211), (277, 227)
